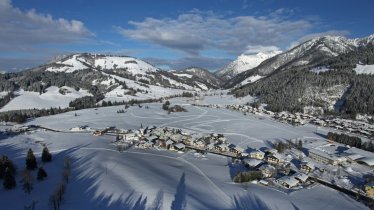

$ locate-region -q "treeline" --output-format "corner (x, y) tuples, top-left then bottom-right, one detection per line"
(0, 92), (15, 108)
(0, 107), (74, 123)
(327, 132), (374, 152)
(0, 93), (191, 123)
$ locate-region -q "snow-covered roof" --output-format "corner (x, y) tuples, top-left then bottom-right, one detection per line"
(243, 158), (263, 167)
(345, 153), (365, 161)
(356, 157), (374, 166)
(278, 176), (299, 187)
(302, 162), (315, 169)
(173, 143), (185, 150)
(269, 152), (283, 160)
(308, 148), (340, 161)
(293, 173), (309, 182)
(166, 139), (174, 145)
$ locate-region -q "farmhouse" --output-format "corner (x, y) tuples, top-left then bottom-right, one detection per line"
(249, 150), (265, 160)
(242, 158), (263, 168)
(172, 143), (186, 151)
(267, 153), (284, 164)
(292, 173), (309, 183)
(278, 176), (299, 189)
(300, 162), (315, 174)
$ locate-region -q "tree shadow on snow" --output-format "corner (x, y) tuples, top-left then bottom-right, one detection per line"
(171, 172), (187, 210)
(313, 131), (327, 139)
(59, 147), (166, 210)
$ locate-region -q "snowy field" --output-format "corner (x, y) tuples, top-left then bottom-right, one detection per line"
(0, 101), (370, 210)
(354, 64), (374, 75)
(0, 86), (92, 112)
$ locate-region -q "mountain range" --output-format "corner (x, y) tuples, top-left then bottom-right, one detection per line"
(1, 34), (374, 117)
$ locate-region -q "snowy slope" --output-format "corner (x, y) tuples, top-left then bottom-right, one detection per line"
(0, 86), (92, 111)
(354, 64), (374, 75)
(238, 75), (264, 86)
(226, 34), (374, 88)
(216, 50), (281, 80)
(46, 54), (158, 75)
(94, 56), (157, 75)
(46, 54), (89, 73)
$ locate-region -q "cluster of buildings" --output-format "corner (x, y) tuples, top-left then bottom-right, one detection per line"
(201, 103), (374, 139)
(85, 120), (374, 198)
(310, 118), (374, 139)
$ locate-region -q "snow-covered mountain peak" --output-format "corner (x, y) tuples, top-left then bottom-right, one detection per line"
(215, 50), (281, 80)
(45, 53), (158, 75)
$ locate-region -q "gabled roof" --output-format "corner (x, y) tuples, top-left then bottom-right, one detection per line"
(173, 143), (185, 150)
(278, 176), (299, 187)
(243, 158), (263, 167)
(293, 173), (309, 182)
(166, 139), (174, 145)
(302, 161), (315, 169)
(269, 152), (283, 160)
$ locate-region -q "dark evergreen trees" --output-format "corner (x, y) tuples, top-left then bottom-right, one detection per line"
(3, 167), (16, 189)
(327, 132), (371, 151)
(41, 147), (52, 162)
(26, 149), (38, 170)
(37, 167), (48, 181)
(0, 155), (16, 179)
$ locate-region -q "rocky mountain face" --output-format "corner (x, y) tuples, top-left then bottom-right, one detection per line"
(215, 50), (281, 80)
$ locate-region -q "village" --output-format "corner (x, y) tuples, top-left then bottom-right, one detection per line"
(61, 122), (374, 204)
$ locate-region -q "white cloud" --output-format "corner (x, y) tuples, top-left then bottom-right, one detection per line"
(0, 0), (92, 51)
(118, 10), (313, 56)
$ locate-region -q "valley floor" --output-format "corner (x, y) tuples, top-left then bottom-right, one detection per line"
(0, 99), (370, 210)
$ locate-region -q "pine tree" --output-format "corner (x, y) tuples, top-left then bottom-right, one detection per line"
(3, 167), (16, 189)
(298, 140), (303, 150)
(37, 167), (48, 181)
(0, 155), (16, 179)
(26, 149), (38, 170)
(41, 147), (52, 162)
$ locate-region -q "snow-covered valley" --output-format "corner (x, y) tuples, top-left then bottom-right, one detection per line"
(0, 98), (370, 210)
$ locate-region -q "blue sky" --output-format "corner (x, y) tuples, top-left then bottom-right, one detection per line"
(1, 0), (374, 71)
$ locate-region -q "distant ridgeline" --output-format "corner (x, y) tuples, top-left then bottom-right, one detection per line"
(231, 44), (374, 117)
